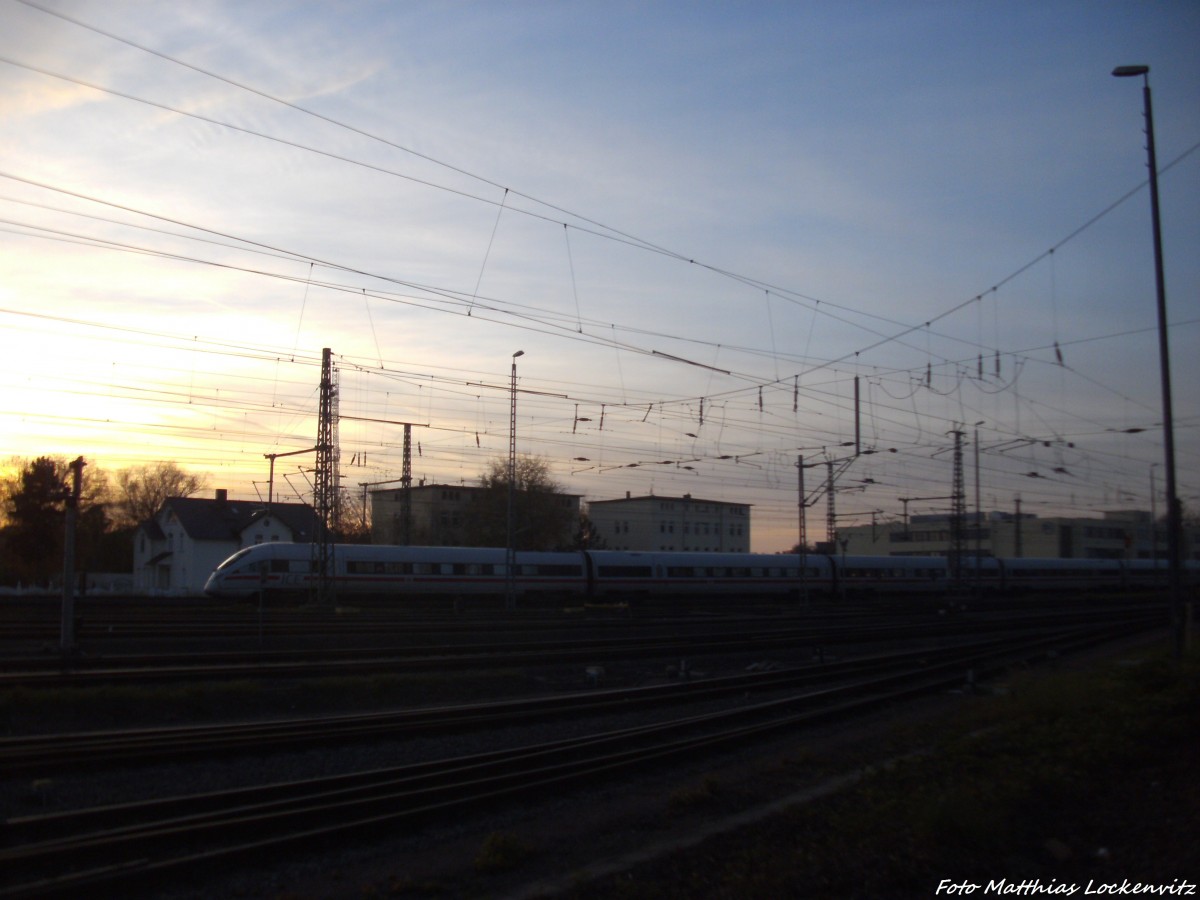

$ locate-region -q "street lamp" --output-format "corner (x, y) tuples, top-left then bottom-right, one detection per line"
(506, 350), (524, 610)
(1150, 462), (1160, 576)
(974, 421), (984, 593)
(1112, 64), (1185, 657)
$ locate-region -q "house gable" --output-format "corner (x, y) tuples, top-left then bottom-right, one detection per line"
(133, 492), (319, 594)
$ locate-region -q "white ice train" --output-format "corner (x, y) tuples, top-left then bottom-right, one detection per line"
(203, 542), (1192, 601)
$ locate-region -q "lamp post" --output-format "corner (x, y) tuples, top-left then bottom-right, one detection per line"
(1112, 64), (1184, 657)
(1150, 463), (1160, 577)
(506, 350), (524, 610)
(974, 421), (984, 594)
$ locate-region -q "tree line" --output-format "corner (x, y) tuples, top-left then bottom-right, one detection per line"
(0, 458), (208, 586)
(0, 453), (600, 588)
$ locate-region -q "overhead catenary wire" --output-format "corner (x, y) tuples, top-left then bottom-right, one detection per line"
(5, 49), (1197, 399)
(3, 12), (1196, 545)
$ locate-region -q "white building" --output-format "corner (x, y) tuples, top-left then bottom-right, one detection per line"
(133, 490), (321, 594)
(587, 493), (750, 552)
(834, 508), (1194, 561)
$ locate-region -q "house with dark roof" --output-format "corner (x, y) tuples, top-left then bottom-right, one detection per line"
(133, 489), (321, 594)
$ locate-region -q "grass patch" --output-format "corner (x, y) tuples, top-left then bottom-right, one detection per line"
(565, 648), (1200, 899)
(473, 831), (534, 873)
(666, 776), (722, 814)
(361, 874), (446, 896)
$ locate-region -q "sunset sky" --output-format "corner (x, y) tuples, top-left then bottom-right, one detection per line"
(2, 0), (1197, 551)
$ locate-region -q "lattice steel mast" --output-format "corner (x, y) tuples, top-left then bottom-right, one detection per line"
(949, 428), (966, 583)
(313, 347), (339, 605)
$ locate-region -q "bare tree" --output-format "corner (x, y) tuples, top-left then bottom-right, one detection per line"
(336, 488), (371, 543)
(464, 455), (575, 550)
(112, 461), (208, 528)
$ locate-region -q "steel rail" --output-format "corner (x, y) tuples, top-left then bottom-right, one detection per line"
(0, 621), (1141, 898)
(0, 604), (1158, 684)
(0, 629), (1083, 776)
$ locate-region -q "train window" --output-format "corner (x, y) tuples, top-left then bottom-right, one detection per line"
(524, 564), (583, 576)
(597, 565), (653, 578)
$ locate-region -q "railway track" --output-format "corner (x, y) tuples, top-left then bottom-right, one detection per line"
(0, 628), (1088, 776)
(0, 620), (1147, 898)
(0, 604), (1161, 686)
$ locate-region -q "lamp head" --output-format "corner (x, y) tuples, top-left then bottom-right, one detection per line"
(1112, 65), (1149, 78)
(512, 350), (525, 359)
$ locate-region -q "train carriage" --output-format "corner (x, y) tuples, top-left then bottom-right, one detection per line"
(205, 542), (1197, 603)
(205, 544), (591, 599)
(588, 550), (833, 598)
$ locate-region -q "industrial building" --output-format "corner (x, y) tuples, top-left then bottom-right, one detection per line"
(832, 508), (1194, 561)
(369, 483), (581, 548)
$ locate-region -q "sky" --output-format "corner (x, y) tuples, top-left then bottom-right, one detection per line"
(1, 0), (1197, 553)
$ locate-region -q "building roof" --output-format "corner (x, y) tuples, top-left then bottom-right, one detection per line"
(138, 518), (166, 541)
(243, 505), (324, 542)
(142, 496), (322, 543)
(588, 494), (749, 507)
